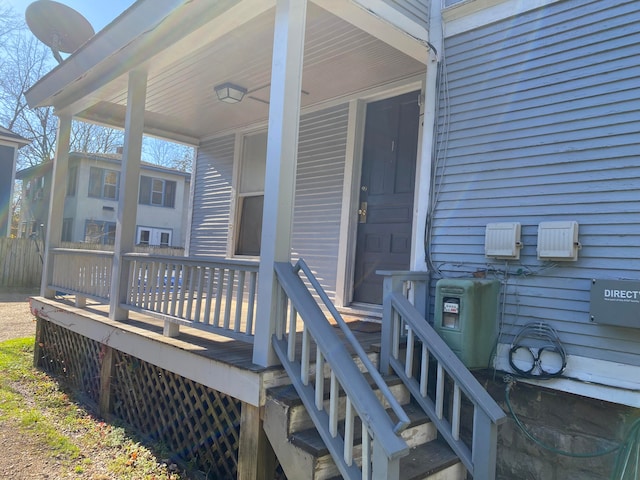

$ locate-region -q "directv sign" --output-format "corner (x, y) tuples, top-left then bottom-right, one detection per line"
(590, 279), (640, 328)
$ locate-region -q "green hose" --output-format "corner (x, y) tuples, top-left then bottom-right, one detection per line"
(505, 381), (620, 458)
(505, 381), (640, 479)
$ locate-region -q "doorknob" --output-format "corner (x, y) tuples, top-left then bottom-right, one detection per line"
(358, 202), (367, 223)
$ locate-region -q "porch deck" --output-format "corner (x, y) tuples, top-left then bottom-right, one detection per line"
(31, 294), (383, 407)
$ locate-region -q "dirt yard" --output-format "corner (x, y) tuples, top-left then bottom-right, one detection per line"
(0, 290), (190, 479)
(0, 289), (38, 342)
(0, 289), (56, 479)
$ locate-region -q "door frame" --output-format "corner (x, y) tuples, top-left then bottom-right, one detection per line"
(335, 80), (425, 308)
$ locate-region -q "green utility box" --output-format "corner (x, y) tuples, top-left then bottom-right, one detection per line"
(434, 278), (500, 369)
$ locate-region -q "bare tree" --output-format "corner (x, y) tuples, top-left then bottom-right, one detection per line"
(0, 25), (57, 168)
(143, 137), (194, 172)
(0, 4), (193, 173)
(71, 121), (124, 154)
(0, 2), (21, 39)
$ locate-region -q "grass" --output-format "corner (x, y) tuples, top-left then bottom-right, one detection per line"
(0, 337), (186, 479)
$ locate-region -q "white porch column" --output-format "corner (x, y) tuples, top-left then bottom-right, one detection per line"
(411, 0), (443, 271)
(41, 114), (72, 298)
(253, 0), (307, 367)
(109, 69), (147, 320)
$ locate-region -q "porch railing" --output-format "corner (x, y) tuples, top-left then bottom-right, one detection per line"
(380, 272), (508, 480)
(273, 260), (409, 480)
(49, 248), (114, 302)
(121, 253), (259, 342)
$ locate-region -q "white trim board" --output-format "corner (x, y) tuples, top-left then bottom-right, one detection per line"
(495, 344), (640, 408)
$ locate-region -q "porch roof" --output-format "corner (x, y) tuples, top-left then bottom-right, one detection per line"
(25, 0), (428, 144)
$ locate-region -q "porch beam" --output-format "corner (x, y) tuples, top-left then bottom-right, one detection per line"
(41, 114), (71, 298)
(109, 70), (147, 321)
(253, 0), (308, 367)
(312, 0), (429, 64)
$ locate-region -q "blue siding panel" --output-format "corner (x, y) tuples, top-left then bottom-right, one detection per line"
(432, 0), (640, 365)
(371, 0), (430, 29)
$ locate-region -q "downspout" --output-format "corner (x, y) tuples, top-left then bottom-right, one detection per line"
(411, 0), (442, 272)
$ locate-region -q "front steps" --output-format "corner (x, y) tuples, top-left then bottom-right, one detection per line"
(264, 372), (466, 480)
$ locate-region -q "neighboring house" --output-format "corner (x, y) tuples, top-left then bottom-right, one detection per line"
(22, 1), (640, 479)
(16, 152), (191, 247)
(0, 126), (29, 237)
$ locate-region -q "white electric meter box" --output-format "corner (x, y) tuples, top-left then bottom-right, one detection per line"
(537, 221), (580, 261)
(485, 222), (522, 259)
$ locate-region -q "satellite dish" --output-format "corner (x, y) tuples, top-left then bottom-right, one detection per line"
(26, 0), (95, 64)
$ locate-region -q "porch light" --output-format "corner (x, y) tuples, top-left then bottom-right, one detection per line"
(214, 83), (247, 104)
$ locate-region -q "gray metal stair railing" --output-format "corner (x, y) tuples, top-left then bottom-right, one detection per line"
(273, 260), (410, 480)
(379, 272), (508, 480)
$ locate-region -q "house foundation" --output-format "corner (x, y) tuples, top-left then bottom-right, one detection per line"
(476, 372), (637, 480)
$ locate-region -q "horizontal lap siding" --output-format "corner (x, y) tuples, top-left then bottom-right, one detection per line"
(433, 0), (640, 365)
(189, 105), (349, 299)
(189, 135), (235, 257)
(293, 104), (349, 298)
(379, 0), (430, 29)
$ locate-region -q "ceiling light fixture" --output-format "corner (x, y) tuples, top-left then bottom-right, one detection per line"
(214, 82), (247, 104)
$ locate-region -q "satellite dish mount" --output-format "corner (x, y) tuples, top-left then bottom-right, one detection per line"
(25, 0), (95, 64)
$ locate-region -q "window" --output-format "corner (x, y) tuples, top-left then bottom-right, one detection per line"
(136, 227), (172, 246)
(67, 166), (77, 196)
(88, 167), (120, 199)
(84, 221), (116, 245)
(139, 229), (150, 245)
(27, 177), (45, 201)
(139, 176), (176, 208)
(234, 131), (266, 256)
(62, 218), (73, 242)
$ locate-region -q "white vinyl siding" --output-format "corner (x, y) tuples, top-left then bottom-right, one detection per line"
(189, 135), (235, 257)
(189, 104), (349, 298)
(432, 0), (640, 365)
(292, 104), (350, 299)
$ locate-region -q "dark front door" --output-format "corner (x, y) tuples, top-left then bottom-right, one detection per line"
(353, 91), (420, 304)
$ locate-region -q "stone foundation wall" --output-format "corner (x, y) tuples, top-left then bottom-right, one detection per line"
(476, 372), (637, 480)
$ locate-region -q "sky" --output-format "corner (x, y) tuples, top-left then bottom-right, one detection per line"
(5, 0), (136, 33)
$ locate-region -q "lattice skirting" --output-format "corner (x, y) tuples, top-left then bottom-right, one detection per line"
(35, 318), (242, 479)
(36, 317), (102, 404)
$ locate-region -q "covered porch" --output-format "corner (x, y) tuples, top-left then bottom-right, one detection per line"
(25, 0), (435, 368)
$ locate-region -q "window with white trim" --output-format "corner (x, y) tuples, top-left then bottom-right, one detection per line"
(137, 227), (172, 247)
(88, 167), (120, 200)
(84, 220), (116, 245)
(235, 131), (266, 256)
(139, 176), (176, 208)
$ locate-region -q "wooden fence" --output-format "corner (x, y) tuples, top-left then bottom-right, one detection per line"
(0, 238), (185, 289)
(0, 237), (43, 288)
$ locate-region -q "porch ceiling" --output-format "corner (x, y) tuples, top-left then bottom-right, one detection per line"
(70, 2), (427, 143)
